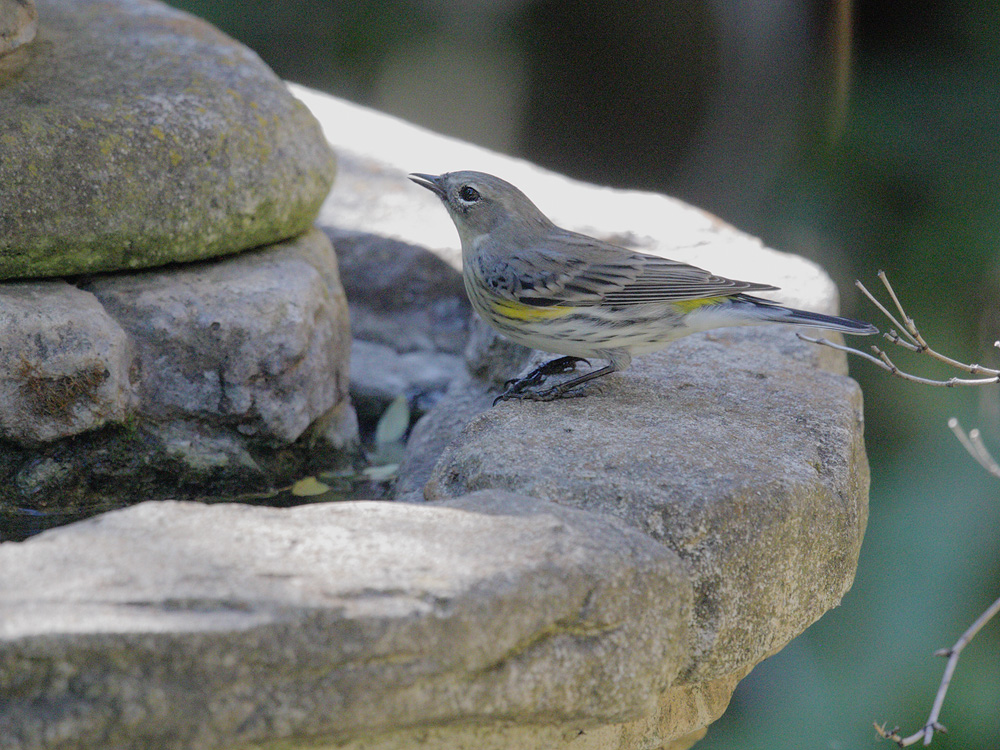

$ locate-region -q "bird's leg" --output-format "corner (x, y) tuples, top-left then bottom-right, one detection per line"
(496, 356), (589, 404)
(502, 356), (588, 391)
(495, 351), (630, 404)
(519, 363), (617, 401)
(496, 361), (620, 404)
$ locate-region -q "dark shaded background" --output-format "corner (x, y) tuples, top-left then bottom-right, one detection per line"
(165, 1), (1000, 746)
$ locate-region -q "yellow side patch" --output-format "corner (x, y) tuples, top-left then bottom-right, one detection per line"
(672, 297), (728, 313)
(491, 298), (573, 321)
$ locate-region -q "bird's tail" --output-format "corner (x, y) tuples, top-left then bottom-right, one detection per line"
(738, 294), (879, 335)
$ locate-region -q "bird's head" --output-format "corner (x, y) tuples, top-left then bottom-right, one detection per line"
(409, 171), (552, 245)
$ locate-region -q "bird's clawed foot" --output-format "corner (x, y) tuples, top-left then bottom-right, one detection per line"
(495, 356), (589, 405)
(502, 356), (588, 391)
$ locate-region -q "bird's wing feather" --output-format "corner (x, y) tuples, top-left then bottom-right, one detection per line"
(509, 231), (777, 306)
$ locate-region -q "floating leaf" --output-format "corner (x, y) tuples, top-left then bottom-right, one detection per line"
(291, 476), (331, 497)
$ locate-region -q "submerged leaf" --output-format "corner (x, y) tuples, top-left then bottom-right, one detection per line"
(374, 394), (410, 446)
(291, 476), (331, 497)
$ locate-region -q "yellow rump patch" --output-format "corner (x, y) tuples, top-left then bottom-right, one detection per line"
(672, 297), (728, 313)
(492, 298), (573, 321)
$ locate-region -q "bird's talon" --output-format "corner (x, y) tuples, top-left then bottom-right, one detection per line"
(497, 356), (588, 402)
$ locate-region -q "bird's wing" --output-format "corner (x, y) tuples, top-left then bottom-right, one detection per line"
(509, 231), (777, 307)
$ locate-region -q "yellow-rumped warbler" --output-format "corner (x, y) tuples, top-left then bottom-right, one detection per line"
(410, 170), (877, 402)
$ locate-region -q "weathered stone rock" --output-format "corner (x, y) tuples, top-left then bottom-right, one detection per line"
(146, 419), (262, 477)
(298, 83), (870, 744)
(422, 327), (869, 683)
(0, 0), (36, 55)
(0, 491), (693, 750)
(0, 280), (136, 443)
(0, 230), (354, 519)
(82, 228), (349, 443)
(0, 0), (335, 280)
(0, 83), (873, 750)
(1, 414), (350, 532)
(463, 312), (535, 386)
(318, 148), (462, 271)
(317, 162), (474, 430)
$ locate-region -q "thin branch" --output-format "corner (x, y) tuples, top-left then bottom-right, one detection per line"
(880, 271), (921, 340)
(882, 330), (925, 353)
(876, 594), (1000, 746)
(797, 334), (1000, 387)
(801, 271), (1000, 384)
(969, 430), (1000, 471)
(811, 271), (1000, 747)
(855, 275), (915, 345)
(948, 419), (1000, 478)
(881, 330), (1000, 375)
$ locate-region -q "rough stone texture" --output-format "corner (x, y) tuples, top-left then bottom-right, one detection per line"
(463, 312), (537, 386)
(2, 415), (344, 525)
(0, 230), (354, 514)
(0, 492), (693, 750)
(422, 327), (869, 683)
(0, 84), (873, 750)
(324, 223), (471, 422)
(0, 0), (335, 280)
(82, 228), (349, 443)
(319, 216), (471, 425)
(0, 280), (136, 443)
(0, 0), (36, 55)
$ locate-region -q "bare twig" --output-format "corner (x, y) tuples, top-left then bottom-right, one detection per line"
(797, 333), (1000, 387)
(798, 271), (1000, 386)
(875, 594), (1000, 746)
(948, 418), (1000, 478)
(855, 273), (915, 343)
(799, 271), (1000, 747)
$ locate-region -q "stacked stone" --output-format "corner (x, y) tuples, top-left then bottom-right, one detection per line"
(0, 4), (872, 749)
(0, 0), (352, 505)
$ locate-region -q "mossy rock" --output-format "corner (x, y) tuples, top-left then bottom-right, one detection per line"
(0, 0), (336, 280)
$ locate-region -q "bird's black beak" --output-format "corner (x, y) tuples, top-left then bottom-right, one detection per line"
(409, 172), (446, 198)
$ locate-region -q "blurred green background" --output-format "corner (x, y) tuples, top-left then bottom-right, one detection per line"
(164, 0), (1000, 746)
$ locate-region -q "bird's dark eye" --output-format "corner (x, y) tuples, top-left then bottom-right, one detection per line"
(458, 185), (480, 202)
